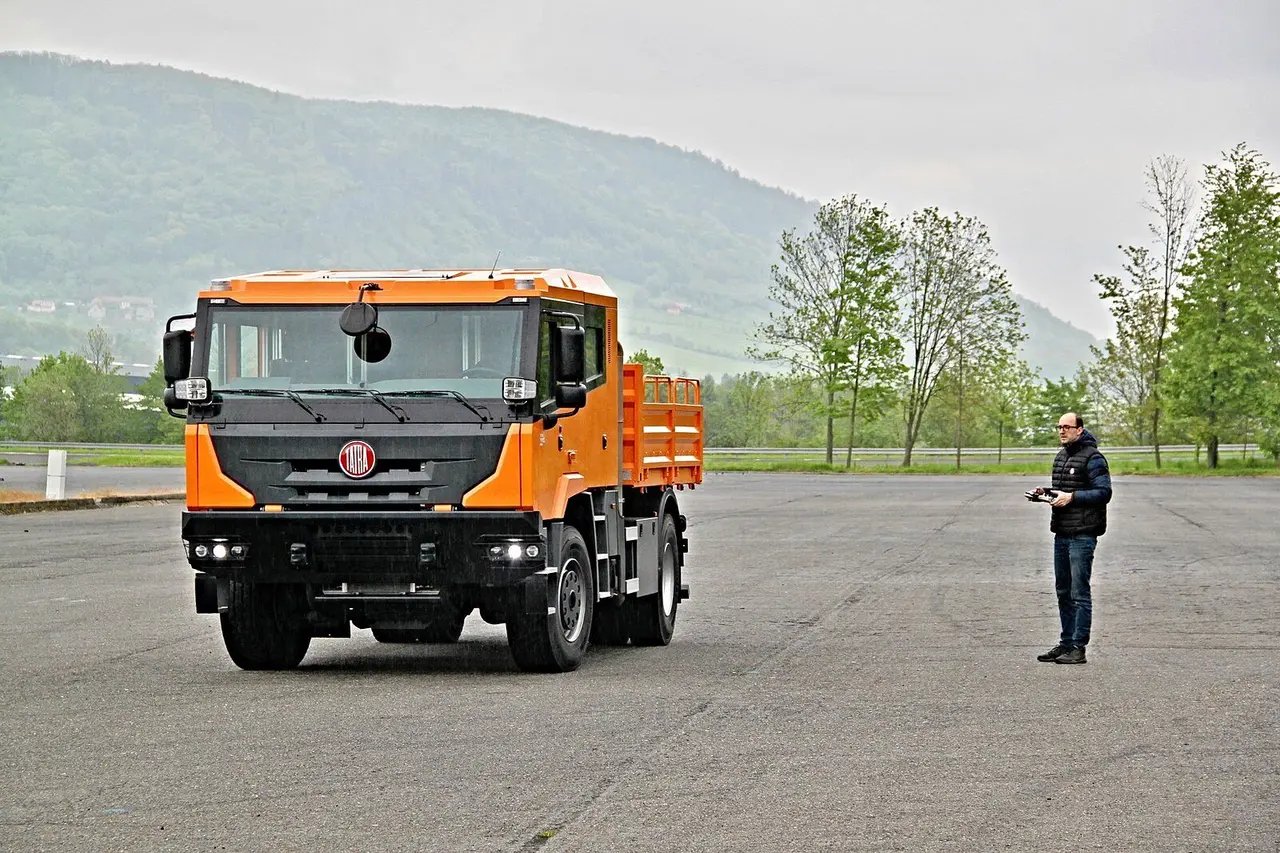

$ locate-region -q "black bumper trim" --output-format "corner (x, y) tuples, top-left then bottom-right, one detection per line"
(182, 509), (545, 587)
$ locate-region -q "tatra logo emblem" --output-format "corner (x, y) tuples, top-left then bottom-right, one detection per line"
(339, 440), (376, 479)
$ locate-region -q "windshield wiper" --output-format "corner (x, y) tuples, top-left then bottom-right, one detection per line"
(310, 388), (408, 422)
(219, 389), (326, 422)
(391, 389), (491, 422)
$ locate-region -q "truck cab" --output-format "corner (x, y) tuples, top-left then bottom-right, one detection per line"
(163, 269), (702, 672)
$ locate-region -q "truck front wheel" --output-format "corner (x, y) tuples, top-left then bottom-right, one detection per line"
(630, 514), (680, 646)
(507, 525), (594, 672)
(219, 580), (311, 670)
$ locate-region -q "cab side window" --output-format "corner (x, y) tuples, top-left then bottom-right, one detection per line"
(537, 304), (607, 409)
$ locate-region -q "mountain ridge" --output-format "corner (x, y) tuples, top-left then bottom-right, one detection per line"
(0, 52), (1096, 377)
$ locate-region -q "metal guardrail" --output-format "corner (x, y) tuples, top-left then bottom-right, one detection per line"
(704, 444), (1257, 457)
(0, 441), (183, 451)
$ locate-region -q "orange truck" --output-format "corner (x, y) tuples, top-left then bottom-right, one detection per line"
(161, 269), (703, 672)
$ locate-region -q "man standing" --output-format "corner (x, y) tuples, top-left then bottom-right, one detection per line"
(1031, 412), (1113, 665)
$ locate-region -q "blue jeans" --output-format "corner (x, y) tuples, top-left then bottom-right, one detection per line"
(1054, 534), (1096, 648)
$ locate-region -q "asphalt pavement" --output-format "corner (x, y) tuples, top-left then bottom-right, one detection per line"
(0, 455), (184, 498)
(0, 473), (1276, 852)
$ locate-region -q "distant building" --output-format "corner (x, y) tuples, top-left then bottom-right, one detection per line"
(87, 296), (156, 322)
(25, 299), (57, 313)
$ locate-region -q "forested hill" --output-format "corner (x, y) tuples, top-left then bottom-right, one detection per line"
(0, 52), (1094, 376)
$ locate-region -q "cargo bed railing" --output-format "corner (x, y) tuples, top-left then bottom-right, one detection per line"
(621, 365), (703, 487)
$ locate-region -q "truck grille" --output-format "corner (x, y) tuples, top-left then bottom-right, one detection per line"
(210, 429), (505, 507)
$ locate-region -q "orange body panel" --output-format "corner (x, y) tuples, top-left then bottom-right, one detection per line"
(525, 304), (624, 518)
(462, 424), (530, 509)
(185, 424), (255, 509)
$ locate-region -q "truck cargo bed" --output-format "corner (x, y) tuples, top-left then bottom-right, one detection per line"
(621, 364), (703, 488)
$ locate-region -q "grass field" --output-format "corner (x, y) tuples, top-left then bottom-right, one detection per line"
(0, 446), (184, 467)
(1, 445), (1275, 480)
(705, 453), (1279, 476)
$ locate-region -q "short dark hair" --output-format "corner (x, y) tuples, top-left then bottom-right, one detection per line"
(1075, 415), (1084, 427)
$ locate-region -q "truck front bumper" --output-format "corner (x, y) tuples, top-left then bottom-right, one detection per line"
(181, 509), (547, 587)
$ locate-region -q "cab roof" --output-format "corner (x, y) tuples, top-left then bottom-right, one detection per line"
(202, 268), (616, 305)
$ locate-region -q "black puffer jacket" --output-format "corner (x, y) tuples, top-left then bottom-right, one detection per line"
(1049, 429), (1112, 536)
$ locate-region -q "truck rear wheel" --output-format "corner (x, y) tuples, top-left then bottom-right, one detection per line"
(630, 514), (680, 646)
(507, 525), (594, 672)
(220, 580), (311, 670)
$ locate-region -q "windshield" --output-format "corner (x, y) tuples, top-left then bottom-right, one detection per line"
(198, 304), (526, 397)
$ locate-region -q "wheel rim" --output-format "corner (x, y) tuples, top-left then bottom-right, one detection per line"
(660, 539), (676, 617)
(558, 555), (585, 643)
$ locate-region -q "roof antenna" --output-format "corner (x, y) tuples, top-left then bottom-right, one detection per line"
(488, 250), (502, 280)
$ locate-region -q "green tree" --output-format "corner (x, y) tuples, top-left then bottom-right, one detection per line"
(1032, 374), (1094, 445)
(982, 358), (1041, 462)
(830, 205), (904, 467)
(1089, 245), (1161, 443)
(4, 352), (124, 441)
(126, 359), (185, 444)
(1165, 145), (1280, 468)
(897, 208), (1024, 465)
(626, 348), (665, 375)
(751, 195), (903, 463)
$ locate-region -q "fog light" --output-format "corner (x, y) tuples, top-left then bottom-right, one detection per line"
(194, 544), (209, 558)
(525, 544), (540, 559)
(489, 545), (504, 559)
(229, 544), (247, 559)
(212, 543), (229, 560)
(506, 543), (522, 560)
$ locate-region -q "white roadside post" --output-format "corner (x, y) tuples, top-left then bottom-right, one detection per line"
(45, 449), (68, 500)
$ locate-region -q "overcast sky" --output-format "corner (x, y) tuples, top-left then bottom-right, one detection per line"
(4, 0), (1278, 338)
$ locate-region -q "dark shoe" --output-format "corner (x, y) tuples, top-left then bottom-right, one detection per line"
(1053, 646), (1087, 665)
(1036, 644), (1070, 662)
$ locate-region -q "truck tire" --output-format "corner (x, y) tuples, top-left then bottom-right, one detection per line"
(507, 525), (594, 672)
(220, 580), (311, 670)
(372, 606), (467, 644)
(630, 514), (680, 646)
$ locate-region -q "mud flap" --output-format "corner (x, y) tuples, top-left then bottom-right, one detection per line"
(518, 521), (562, 615)
(194, 573), (230, 614)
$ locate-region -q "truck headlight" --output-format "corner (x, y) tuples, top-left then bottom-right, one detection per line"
(484, 539), (543, 562)
(185, 538), (249, 563)
(173, 378), (210, 403)
(502, 378), (537, 402)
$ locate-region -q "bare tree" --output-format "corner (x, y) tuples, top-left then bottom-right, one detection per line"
(81, 325), (119, 375)
(1144, 156), (1196, 466)
(1092, 157), (1195, 463)
(897, 208), (1024, 466)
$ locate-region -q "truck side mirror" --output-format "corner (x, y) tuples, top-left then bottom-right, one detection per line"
(553, 325), (585, 385)
(554, 382), (587, 410)
(163, 329), (192, 383)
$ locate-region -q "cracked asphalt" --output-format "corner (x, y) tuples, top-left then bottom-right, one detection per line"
(1, 472), (1276, 852)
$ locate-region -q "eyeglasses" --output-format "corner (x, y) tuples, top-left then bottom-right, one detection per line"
(1056, 425), (1080, 431)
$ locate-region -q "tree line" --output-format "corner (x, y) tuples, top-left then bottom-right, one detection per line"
(1086, 144), (1280, 467)
(701, 143), (1279, 468)
(3, 145), (1275, 468)
(0, 327), (180, 444)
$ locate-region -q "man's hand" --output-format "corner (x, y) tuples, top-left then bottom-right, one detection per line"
(1050, 491), (1074, 508)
